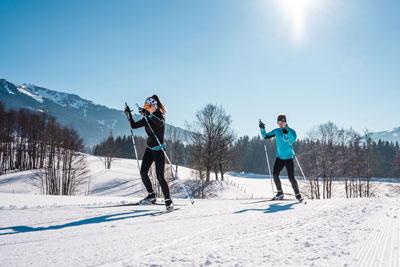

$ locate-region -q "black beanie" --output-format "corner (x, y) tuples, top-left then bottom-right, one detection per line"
(277, 115), (287, 123)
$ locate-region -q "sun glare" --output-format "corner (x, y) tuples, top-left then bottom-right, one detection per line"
(276, 0), (320, 44)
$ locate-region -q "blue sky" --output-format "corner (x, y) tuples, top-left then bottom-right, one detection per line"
(1, 0), (399, 137)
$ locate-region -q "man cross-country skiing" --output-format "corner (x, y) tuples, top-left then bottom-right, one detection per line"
(259, 115), (303, 202)
(125, 95), (173, 211)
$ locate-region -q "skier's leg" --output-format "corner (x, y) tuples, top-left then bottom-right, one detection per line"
(153, 150), (171, 200)
(273, 158), (285, 193)
(285, 159), (300, 195)
(140, 148), (155, 194)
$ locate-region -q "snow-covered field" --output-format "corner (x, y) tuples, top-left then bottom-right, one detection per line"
(0, 156), (400, 266)
(1, 195), (399, 266)
(0, 155), (249, 199)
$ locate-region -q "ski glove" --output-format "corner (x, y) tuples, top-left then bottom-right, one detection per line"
(124, 105), (132, 116)
(138, 107), (150, 117)
(259, 120), (265, 129)
(282, 128), (289, 135)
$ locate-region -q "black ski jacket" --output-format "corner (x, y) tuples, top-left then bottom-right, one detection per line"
(129, 110), (165, 148)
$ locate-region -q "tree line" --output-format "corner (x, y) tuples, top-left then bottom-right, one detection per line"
(93, 132), (189, 170)
(296, 122), (400, 199)
(0, 102), (88, 195)
(93, 104), (400, 199)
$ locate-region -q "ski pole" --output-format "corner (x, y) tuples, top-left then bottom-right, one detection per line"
(292, 148), (307, 182)
(124, 103), (141, 171)
(282, 133), (307, 182)
(136, 104), (195, 205)
(260, 119), (275, 195)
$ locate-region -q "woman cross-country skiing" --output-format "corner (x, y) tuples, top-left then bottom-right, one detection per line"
(124, 95), (173, 211)
(259, 115), (303, 202)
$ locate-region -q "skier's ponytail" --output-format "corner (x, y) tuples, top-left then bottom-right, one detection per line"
(152, 94), (167, 114)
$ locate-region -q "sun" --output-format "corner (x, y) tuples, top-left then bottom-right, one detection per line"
(276, 0), (320, 44)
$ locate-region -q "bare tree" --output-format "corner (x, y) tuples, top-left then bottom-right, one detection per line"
(166, 126), (183, 175)
(186, 104), (235, 182)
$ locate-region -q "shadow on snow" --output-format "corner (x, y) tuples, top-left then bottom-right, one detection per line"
(234, 202), (298, 215)
(0, 209), (160, 236)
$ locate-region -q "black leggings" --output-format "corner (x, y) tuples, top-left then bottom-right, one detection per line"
(273, 158), (300, 195)
(140, 148), (171, 199)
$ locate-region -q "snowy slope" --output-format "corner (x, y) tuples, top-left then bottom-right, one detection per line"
(0, 195), (399, 266)
(372, 127), (400, 144)
(1, 155), (399, 200)
(0, 155), (249, 200)
(1, 156), (400, 266)
(225, 172), (400, 199)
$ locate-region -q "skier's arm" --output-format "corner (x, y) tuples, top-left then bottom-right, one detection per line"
(148, 113), (165, 128)
(125, 105), (146, 129)
(260, 128), (276, 140)
(287, 127), (297, 143)
(129, 117), (146, 129)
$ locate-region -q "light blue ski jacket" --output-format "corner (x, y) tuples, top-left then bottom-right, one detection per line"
(260, 127), (297, 160)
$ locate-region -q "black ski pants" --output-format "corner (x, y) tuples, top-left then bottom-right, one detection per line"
(140, 148), (171, 199)
(273, 158), (300, 195)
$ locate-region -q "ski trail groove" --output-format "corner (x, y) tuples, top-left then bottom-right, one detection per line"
(130, 200), (337, 264)
(345, 202), (400, 267)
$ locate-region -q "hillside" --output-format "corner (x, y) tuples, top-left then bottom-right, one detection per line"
(372, 127), (400, 144)
(0, 79), (185, 146)
(0, 155), (249, 199)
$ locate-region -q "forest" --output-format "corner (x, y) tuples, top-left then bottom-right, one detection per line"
(0, 102), (88, 195)
(94, 104), (400, 199)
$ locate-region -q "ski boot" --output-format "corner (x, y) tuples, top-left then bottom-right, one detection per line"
(296, 193), (304, 203)
(165, 199), (174, 212)
(139, 193), (156, 205)
(272, 192), (284, 201)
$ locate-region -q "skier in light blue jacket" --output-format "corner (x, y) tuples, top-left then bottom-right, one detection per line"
(260, 115), (303, 201)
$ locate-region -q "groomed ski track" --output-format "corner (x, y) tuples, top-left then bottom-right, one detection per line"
(1, 196), (399, 267)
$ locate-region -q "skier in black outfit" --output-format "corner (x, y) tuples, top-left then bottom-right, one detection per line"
(259, 115), (303, 202)
(125, 95), (173, 211)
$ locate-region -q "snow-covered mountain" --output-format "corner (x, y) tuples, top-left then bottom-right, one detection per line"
(0, 79), (184, 146)
(372, 127), (400, 144)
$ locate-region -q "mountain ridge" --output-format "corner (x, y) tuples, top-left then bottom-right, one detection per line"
(1, 78), (398, 145)
(0, 79), (185, 146)
(371, 127), (400, 144)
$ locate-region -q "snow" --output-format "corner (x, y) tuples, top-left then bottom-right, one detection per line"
(0, 195), (399, 266)
(97, 119), (118, 129)
(16, 85), (44, 103)
(372, 127), (400, 143)
(0, 156), (400, 266)
(4, 83), (15, 94)
(27, 84), (92, 110)
(0, 156), (247, 199)
(97, 119), (107, 126)
(35, 88), (69, 107)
